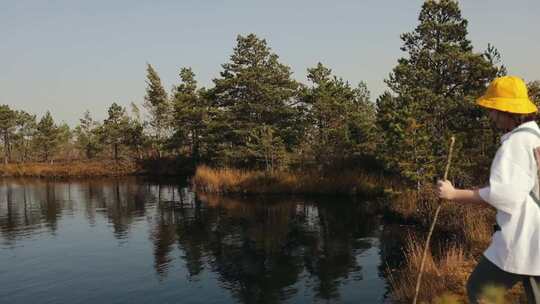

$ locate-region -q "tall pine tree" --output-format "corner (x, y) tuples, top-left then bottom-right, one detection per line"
(13, 110), (36, 162)
(144, 63), (171, 158)
(74, 111), (102, 159)
(100, 103), (130, 160)
(300, 63), (376, 171)
(0, 105), (17, 164)
(35, 111), (60, 162)
(172, 67), (208, 161)
(377, 0), (505, 187)
(209, 33), (300, 167)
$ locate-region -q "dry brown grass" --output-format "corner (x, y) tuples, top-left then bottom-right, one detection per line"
(389, 235), (473, 303)
(0, 160), (139, 178)
(389, 235), (525, 303)
(191, 165), (396, 196)
(388, 187), (494, 252)
(387, 188), (529, 303)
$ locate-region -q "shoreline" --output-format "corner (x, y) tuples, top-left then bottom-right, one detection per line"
(191, 165), (394, 198)
(0, 159), (195, 178)
(0, 161), (139, 178)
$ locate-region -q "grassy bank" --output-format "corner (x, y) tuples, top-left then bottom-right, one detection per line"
(191, 165), (396, 197)
(386, 188), (525, 303)
(0, 161), (140, 178)
(0, 156), (196, 178)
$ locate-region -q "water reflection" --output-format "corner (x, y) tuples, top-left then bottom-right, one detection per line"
(0, 178), (392, 303)
(0, 180), (68, 241)
(149, 192), (386, 303)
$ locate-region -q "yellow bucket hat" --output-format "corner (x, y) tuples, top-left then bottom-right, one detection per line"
(476, 76), (537, 114)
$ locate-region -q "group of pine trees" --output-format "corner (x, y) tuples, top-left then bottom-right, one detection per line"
(2, 0), (538, 188)
(0, 107), (70, 164)
(0, 103), (146, 164)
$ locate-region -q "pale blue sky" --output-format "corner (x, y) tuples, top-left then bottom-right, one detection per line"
(1, 0), (539, 126)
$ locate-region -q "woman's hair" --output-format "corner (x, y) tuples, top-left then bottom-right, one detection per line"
(510, 113), (537, 126)
(498, 110), (538, 130)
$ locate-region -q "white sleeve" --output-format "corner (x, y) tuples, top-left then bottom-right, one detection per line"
(481, 143), (533, 214)
(478, 186), (490, 203)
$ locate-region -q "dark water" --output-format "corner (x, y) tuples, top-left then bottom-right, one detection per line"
(0, 177), (402, 304)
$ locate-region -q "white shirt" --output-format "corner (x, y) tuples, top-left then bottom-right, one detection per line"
(479, 121), (540, 275)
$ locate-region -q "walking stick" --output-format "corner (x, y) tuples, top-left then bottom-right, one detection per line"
(412, 136), (456, 304)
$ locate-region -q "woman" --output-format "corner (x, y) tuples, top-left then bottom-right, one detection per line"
(437, 75), (540, 303)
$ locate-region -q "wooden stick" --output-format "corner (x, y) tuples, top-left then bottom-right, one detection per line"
(412, 136), (456, 304)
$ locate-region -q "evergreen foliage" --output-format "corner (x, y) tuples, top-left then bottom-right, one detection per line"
(376, 0), (505, 187)
(100, 103), (130, 160)
(0, 105), (17, 164)
(124, 103), (147, 160)
(144, 63), (171, 158)
(209, 33), (301, 167)
(75, 111), (102, 159)
(35, 111), (60, 162)
(299, 63), (377, 171)
(13, 110), (36, 162)
(172, 67), (208, 162)
(529, 81), (540, 106)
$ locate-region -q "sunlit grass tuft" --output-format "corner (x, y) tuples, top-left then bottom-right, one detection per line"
(387, 187), (494, 252)
(388, 235), (472, 303)
(0, 160), (139, 178)
(386, 187), (528, 302)
(191, 165), (396, 196)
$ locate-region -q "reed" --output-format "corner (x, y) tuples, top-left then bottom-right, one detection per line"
(0, 160), (139, 178)
(388, 188), (494, 251)
(389, 235), (473, 303)
(389, 234), (524, 303)
(386, 189), (528, 302)
(191, 165), (395, 196)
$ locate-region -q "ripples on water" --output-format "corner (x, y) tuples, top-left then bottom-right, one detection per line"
(0, 177), (403, 303)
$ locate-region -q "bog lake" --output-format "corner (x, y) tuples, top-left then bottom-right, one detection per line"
(0, 177), (408, 303)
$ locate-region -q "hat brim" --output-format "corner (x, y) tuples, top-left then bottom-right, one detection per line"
(476, 96), (538, 114)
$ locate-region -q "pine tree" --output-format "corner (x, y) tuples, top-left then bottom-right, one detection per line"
(300, 63), (376, 171)
(0, 105), (17, 164)
(35, 111), (60, 162)
(144, 63), (171, 158)
(124, 103), (147, 160)
(209, 33), (301, 167)
(348, 82), (379, 165)
(245, 124), (288, 172)
(377, 0), (505, 186)
(100, 103), (130, 160)
(74, 111), (102, 159)
(13, 110), (36, 162)
(56, 122), (73, 160)
(172, 67), (207, 161)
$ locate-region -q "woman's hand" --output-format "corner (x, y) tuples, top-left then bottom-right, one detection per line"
(436, 179), (455, 200)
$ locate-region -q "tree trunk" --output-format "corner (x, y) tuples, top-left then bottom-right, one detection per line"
(192, 129), (200, 162)
(113, 143), (118, 161)
(22, 142), (28, 163)
(4, 131), (9, 165)
(86, 146), (92, 159)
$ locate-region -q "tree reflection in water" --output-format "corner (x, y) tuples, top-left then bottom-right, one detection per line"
(0, 178), (388, 303)
(0, 179), (71, 242)
(151, 191), (382, 303)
